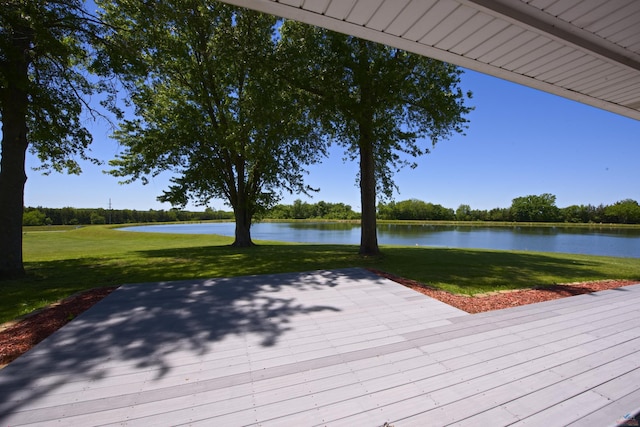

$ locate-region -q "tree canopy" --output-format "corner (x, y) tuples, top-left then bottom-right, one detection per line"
(510, 193), (562, 222)
(605, 199), (640, 224)
(100, 1), (326, 246)
(0, 0), (114, 278)
(378, 199), (455, 221)
(279, 22), (473, 255)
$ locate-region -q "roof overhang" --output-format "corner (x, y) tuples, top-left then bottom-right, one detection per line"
(219, 0), (640, 121)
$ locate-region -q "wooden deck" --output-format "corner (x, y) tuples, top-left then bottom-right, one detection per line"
(1, 268), (639, 426)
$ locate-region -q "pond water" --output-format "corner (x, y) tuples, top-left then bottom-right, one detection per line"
(119, 222), (640, 258)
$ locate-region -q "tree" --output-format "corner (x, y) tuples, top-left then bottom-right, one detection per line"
(101, 2), (325, 246)
(510, 193), (561, 222)
(562, 204), (591, 223)
(488, 207), (512, 221)
(395, 199), (429, 220)
(377, 201), (397, 220)
(604, 199), (640, 224)
(0, 1), (113, 278)
(280, 23), (472, 255)
(22, 209), (46, 226)
(290, 199), (312, 219)
(90, 212), (106, 225)
(456, 204), (472, 221)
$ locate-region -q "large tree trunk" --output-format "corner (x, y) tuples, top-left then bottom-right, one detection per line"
(0, 123), (28, 279)
(0, 27), (31, 280)
(230, 156), (255, 247)
(230, 165), (254, 248)
(358, 136), (380, 256)
(355, 39), (379, 256)
(231, 206), (254, 247)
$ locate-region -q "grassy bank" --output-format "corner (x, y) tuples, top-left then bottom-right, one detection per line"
(1, 225), (639, 324)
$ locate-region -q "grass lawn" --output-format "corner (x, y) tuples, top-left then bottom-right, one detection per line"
(1, 224), (639, 324)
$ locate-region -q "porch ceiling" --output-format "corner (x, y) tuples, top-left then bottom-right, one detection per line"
(219, 0), (640, 121)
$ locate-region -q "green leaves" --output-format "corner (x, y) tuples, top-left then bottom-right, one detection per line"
(510, 193), (561, 222)
(604, 199), (640, 224)
(1, 0), (117, 175)
(101, 2), (327, 239)
(278, 22), (473, 198)
(277, 21), (473, 254)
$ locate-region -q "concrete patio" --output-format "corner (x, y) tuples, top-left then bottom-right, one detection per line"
(1, 268), (639, 426)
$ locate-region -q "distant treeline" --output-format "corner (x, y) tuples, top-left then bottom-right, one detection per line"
(267, 200), (360, 220)
(377, 195), (640, 224)
(23, 206), (233, 226)
(266, 195), (640, 224)
(23, 195), (640, 226)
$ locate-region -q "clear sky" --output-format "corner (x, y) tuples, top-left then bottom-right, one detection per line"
(23, 68), (640, 213)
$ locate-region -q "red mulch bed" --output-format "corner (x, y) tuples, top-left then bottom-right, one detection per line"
(1, 273), (637, 368)
(0, 287), (118, 367)
(369, 268), (637, 314)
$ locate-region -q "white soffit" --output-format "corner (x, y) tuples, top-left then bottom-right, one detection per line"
(219, 0), (640, 121)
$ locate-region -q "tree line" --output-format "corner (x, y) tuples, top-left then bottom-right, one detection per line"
(267, 200), (360, 220)
(276, 195), (640, 224)
(22, 207), (233, 226)
(268, 194), (640, 224)
(23, 195), (640, 226)
(22, 200), (357, 225)
(378, 194), (640, 224)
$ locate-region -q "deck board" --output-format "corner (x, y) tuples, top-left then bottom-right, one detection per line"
(1, 268), (639, 426)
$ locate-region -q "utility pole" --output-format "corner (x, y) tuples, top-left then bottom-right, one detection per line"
(108, 198), (112, 224)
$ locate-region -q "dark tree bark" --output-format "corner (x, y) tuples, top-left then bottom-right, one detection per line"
(0, 25), (31, 279)
(231, 207), (255, 247)
(358, 130), (379, 256)
(0, 117), (28, 279)
(229, 157), (255, 247)
(356, 39), (380, 256)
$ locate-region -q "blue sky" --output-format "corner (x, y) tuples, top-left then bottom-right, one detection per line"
(23, 68), (639, 213)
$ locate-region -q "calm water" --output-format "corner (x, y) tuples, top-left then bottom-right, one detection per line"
(120, 222), (640, 258)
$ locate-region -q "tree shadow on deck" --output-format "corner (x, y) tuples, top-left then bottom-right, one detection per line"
(0, 268), (381, 420)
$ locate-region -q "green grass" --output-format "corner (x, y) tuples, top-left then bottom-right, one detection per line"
(1, 224), (638, 324)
